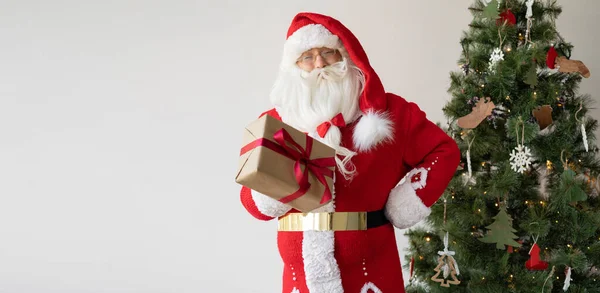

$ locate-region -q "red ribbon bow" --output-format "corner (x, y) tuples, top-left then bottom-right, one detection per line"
(240, 128), (335, 205)
(317, 113), (346, 138)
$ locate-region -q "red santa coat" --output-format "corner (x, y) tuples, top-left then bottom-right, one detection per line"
(240, 13), (460, 293)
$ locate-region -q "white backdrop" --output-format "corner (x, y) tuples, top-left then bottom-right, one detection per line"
(1, 1), (598, 292)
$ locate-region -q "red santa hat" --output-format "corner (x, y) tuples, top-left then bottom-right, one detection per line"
(279, 12), (394, 152)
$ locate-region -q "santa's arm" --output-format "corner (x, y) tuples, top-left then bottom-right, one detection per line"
(385, 102), (460, 229)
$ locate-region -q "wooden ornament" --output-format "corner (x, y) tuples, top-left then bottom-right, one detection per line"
(478, 205), (522, 250)
(483, 0), (500, 19)
(556, 56), (590, 78)
(431, 232), (461, 287)
(457, 97), (495, 129)
(431, 254), (461, 287)
(532, 105), (553, 130)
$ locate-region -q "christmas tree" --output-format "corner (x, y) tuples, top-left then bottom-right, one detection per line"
(404, 1), (600, 292)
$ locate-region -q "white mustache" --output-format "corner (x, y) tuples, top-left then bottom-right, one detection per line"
(301, 59), (348, 85)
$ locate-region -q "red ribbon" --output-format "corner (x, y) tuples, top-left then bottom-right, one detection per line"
(240, 128), (335, 205)
(317, 113), (346, 138)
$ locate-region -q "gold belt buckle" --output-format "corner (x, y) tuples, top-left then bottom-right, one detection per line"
(278, 212), (367, 231)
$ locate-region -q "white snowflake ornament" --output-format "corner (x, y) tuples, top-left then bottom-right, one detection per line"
(488, 48), (504, 72)
(509, 144), (533, 173)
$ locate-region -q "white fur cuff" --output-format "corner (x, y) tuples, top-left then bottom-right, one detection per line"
(251, 190), (292, 218)
(384, 180), (431, 229)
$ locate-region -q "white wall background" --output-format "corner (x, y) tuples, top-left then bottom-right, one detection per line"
(1, 1), (598, 292)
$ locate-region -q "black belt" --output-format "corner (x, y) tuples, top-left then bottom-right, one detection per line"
(367, 209), (390, 229)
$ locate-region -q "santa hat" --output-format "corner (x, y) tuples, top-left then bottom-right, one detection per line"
(279, 12), (394, 153)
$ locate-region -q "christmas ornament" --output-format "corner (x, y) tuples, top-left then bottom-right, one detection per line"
(575, 103), (589, 152)
(488, 47), (504, 73)
(465, 135), (476, 186)
(431, 232), (461, 287)
(563, 266), (573, 291)
(509, 124), (532, 175)
(466, 148), (472, 179)
(497, 9), (516, 26)
(538, 164), (550, 200)
(478, 204), (523, 250)
(547, 46), (558, 69)
(525, 238), (549, 270)
(526, 0), (534, 18)
(525, 0), (534, 44)
(556, 56), (591, 78)
(532, 105), (553, 130)
(581, 123), (589, 152)
(510, 145), (533, 174)
(525, 64), (539, 87)
(457, 97), (495, 129)
(559, 150), (587, 203)
(509, 119), (532, 174)
(483, 0), (500, 19)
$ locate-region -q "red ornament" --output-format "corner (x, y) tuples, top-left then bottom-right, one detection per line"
(547, 46), (558, 69)
(525, 243), (549, 270)
(497, 10), (517, 26)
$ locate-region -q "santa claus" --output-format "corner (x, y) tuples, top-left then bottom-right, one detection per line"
(240, 12), (460, 293)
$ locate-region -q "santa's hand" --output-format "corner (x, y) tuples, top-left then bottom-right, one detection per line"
(384, 171), (431, 229)
(251, 190), (292, 218)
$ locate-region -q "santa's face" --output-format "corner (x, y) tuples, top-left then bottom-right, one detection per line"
(270, 47), (363, 135)
(269, 47), (365, 179)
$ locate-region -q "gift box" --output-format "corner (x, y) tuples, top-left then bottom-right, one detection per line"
(235, 114), (336, 212)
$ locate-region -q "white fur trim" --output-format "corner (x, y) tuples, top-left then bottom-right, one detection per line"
(352, 110), (394, 152)
(361, 282), (383, 293)
(384, 175), (431, 229)
(301, 172), (342, 292)
(303, 230), (343, 293)
(251, 190), (291, 218)
(282, 24), (341, 70)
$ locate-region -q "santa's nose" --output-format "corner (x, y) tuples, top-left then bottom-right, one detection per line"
(314, 55), (326, 68)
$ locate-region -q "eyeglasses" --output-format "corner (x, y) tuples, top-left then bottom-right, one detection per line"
(296, 49), (340, 66)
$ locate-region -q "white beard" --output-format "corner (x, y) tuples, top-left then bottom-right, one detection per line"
(269, 56), (365, 180)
